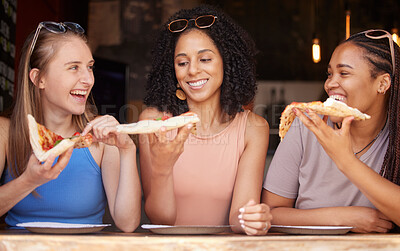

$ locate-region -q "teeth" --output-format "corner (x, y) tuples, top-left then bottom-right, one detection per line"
(70, 90), (87, 95)
(188, 80), (207, 87)
(329, 95), (345, 101)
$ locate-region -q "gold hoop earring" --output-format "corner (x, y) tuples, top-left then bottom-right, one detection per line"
(176, 83), (186, 100)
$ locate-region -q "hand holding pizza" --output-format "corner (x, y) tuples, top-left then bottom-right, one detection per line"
(82, 115), (135, 150)
(293, 108), (355, 164)
(21, 148), (73, 187)
(279, 98), (370, 140)
(147, 123), (194, 174)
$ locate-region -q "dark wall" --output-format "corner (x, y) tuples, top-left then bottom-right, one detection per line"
(15, 0), (89, 89)
(13, 0), (400, 87)
(0, 0), (16, 113)
(12, 0), (400, 106)
(203, 0), (400, 81)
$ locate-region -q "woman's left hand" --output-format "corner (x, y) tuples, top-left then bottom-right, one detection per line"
(238, 200), (272, 235)
(82, 115), (134, 150)
(293, 108), (354, 162)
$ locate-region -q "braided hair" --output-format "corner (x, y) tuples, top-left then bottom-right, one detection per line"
(144, 5), (257, 116)
(344, 31), (400, 185)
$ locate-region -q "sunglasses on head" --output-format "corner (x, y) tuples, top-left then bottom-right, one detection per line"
(29, 21), (85, 57)
(356, 29), (396, 75)
(168, 15), (217, 33)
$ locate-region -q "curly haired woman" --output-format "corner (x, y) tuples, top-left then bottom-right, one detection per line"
(139, 5), (272, 235)
(263, 29), (400, 233)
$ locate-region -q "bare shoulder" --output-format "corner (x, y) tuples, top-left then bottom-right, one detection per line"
(0, 116), (10, 141)
(0, 117), (9, 170)
(242, 111), (269, 155)
(139, 107), (165, 121)
(245, 111), (269, 133)
(88, 141), (106, 166)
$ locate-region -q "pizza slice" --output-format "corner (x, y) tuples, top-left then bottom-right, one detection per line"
(28, 114), (93, 162)
(116, 111), (200, 134)
(279, 98), (371, 140)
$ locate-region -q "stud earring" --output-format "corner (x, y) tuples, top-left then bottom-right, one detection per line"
(176, 83), (186, 100)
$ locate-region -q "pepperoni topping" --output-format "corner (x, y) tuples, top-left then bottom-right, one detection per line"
(154, 115), (170, 121)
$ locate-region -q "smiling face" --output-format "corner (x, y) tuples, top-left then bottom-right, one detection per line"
(36, 36), (94, 116)
(174, 29), (224, 104)
(324, 42), (385, 122)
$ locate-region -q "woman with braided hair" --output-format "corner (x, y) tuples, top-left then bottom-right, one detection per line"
(262, 29), (400, 233)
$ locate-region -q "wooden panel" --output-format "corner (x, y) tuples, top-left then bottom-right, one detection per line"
(2, 231), (400, 250)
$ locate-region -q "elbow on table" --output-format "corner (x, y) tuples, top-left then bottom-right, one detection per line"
(230, 225), (245, 234)
(144, 203), (176, 226)
(115, 217), (141, 233)
(146, 212), (176, 226)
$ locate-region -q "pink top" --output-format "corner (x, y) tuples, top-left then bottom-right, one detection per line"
(173, 110), (250, 225)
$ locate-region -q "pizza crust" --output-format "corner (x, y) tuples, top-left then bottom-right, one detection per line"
(278, 98), (371, 141)
(28, 114), (78, 162)
(116, 112), (200, 134)
(73, 136), (93, 148)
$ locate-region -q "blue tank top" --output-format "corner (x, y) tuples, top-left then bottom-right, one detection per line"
(4, 148), (106, 228)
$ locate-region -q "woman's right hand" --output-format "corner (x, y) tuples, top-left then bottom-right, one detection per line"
(238, 200), (273, 235)
(147, 124), (193, 174)
(21, 147), (73, 188)
(342, 206), (393, 233)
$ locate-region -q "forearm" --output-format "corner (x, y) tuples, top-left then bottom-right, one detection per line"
(230, 209), (245, 233)
(144, 166), (177, 225)
(0, 174), (39, 217)
(335, 155), (400, 226)
(229, 195), (263, 234)
(270, 206), (349, 226)
(112, 147), (141, 232)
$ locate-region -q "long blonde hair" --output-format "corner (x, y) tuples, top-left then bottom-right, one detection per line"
(7, 26), (97, 178)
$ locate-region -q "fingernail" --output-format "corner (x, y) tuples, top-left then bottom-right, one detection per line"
(239, 208), (245, 213)
(238, 214), (243, 219)
(239, 219), (244, 224)
(187, 123), (193, 129)
(241, 224), (245, 229)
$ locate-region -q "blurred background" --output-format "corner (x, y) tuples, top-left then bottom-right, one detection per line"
(1, 0), (399, 154)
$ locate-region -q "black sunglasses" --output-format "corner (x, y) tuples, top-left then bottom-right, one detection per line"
(168, 15), (217, 33)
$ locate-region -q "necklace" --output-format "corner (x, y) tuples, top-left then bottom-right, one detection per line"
(353, 132), (381, 156)
(354, 121), (386, 157)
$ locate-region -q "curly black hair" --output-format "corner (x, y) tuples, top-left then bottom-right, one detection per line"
(144, 5), (258, 116)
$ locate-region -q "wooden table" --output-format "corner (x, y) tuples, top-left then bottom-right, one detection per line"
(1, 229), (400, 251)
